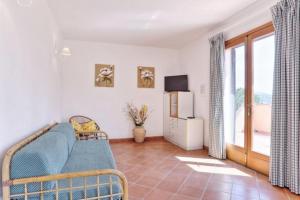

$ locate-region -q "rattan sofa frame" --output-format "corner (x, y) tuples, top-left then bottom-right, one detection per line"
(2, 123), (128, 200)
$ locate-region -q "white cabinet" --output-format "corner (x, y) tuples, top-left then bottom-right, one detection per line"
(164, 118), (203, 150)
(163, 93), (170, 137)
(169, 92), (193, 119)
(177, 92), (194, 119)
(163, 92), (203, 150)
(185, 118), (204, 150)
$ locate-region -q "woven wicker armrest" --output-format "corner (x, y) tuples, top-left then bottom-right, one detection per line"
(76, 130), (109, 140)
(3, 169), (128, 200)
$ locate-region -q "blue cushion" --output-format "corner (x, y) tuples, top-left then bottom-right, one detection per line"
(59, 140), (120, 200)
(62, 140), (116, 172)
(49, 123), (76, 154)
(10, 132), (69, 194)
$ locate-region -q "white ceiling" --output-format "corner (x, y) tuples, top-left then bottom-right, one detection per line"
(47, 0), (258, 49)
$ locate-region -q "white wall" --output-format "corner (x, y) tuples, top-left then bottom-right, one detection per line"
(180, 37), (210, 146)
(179, 0), (278, 146)
(0, 0), (62, 194)
(61, 40), (180, 139)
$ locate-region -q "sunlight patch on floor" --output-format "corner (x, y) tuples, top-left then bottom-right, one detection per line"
(176, 156), (225, 165)
(187, 164), (252, 177)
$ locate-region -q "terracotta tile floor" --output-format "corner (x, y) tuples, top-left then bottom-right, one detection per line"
(110, 139), (300, 200)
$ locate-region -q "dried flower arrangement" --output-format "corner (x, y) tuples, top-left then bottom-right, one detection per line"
(127, 103), (150, 127)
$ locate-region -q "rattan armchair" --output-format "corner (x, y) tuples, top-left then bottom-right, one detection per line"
(69, 115), (108, 140)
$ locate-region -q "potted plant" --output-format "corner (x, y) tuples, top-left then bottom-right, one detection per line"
(127, 103), (150, 143)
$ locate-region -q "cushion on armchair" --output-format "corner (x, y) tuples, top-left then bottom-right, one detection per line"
(71, 119), (84, 132)
(81, 121), (98, 132)
(71, 120), (98, 132)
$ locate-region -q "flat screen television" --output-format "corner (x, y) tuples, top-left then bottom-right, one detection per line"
(164, 75), (188, 92)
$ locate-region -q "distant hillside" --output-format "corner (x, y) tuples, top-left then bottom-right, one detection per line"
(255, 92), (272, 104)
(235, 88), (272, 111)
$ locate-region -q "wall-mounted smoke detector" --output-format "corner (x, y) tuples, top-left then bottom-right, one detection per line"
(17, 0), (33, 7)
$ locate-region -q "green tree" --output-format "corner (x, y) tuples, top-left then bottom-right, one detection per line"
(235, 88), (262, 111)
(235, 88), (245, 111)
(254, 95), (261, 104)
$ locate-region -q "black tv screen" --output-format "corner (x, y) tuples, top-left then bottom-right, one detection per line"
(164, 75), (188, 92)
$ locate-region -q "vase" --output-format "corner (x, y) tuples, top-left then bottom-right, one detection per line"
(133, 126), (146, 143)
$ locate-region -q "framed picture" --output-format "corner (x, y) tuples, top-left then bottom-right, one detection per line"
(95, 64), (114, 87)
(137, 66), (155, 88)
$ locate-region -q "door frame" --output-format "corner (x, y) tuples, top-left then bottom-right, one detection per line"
(225, 22), (274, 175)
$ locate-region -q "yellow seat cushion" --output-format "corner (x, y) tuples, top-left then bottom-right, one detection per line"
(71, 119), (84, 132)
(81, 121), (98, 132)
(71, 119), (98, 132)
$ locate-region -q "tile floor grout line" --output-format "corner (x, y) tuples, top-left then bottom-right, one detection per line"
(112, 141), (294, 200)
(230, 180), (234, 200)
(199, 172), (213, 200)
(136, 154), (170, 184)
(143, 155), (179, 199)
(254, 170), (263, 200)
(125, 151), (174, 199)
(230, 169), (242, 200)
(141, 150), (183, 200)
(147, 154), (181, 194)
(169, 167), (194, 199)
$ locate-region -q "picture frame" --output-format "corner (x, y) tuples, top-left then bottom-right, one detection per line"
(95, 64), (115, 87)
(137, 66), (155, 88)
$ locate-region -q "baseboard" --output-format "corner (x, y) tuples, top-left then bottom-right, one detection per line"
(204, 145), (209, 151)
(109, 136), (164, 143)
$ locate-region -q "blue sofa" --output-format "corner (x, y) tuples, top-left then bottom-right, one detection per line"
(8, 123), (125, 200)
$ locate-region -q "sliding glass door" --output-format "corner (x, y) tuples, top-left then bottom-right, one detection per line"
(227, 43), (246, 148)
(225, 23), (275, 175)
(251, 34), (274, 156)
(225, 37), (247, 166)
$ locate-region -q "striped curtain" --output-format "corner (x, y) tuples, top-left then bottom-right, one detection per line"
(209, 33), (226, 159)
(270, 0), (300, 194)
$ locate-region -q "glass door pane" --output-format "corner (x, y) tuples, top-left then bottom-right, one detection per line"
(225, 44), (245, 148)
(170, 92), (178, 118)
(225, 23), (274, 175)
(252, 34), (275, 156)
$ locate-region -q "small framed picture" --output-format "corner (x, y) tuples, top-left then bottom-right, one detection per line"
(95, 64), (114, 87)
(137, 66), (155, 88)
